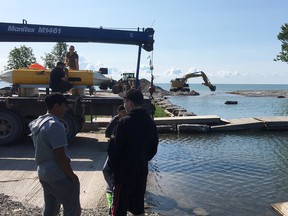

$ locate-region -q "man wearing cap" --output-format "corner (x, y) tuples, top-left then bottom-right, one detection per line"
(49, 61), (73, 93)
(29, 93), (81, 216)
(108, 89), (159, 216)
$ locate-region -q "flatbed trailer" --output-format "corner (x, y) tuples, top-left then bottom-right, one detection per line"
(0, 20), (154, 145)
(0, 93), (152, 145)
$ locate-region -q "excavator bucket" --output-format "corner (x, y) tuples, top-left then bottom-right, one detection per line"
(209, 85), (216, 91)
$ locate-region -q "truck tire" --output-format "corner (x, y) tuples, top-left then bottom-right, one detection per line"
(99, 84), (108, 90)
(112, 85), (123, 94)
(60, 112), (78, 142)
(0, 110), (23, 145)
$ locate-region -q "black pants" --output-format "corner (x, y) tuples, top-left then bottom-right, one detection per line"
(112, 180), (146, 216)
(52, 81), (73, 93)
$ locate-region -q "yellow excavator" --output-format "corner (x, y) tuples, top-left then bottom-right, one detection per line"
(170, 71), (216, 92)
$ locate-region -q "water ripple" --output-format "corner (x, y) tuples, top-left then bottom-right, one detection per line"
(147, 132), (288, 216)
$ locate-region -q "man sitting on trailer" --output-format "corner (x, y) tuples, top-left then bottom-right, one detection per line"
(49, 62), (73, 93)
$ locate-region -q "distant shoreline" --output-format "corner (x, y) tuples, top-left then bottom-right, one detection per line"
(227, 90), (288, 97)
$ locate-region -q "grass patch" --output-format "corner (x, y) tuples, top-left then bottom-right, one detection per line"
(84, 104), (168, 120)
(154, 104), (169, 117)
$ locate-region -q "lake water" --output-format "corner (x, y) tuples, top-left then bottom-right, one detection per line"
(156, 83), (288, 119)
(1, 80), (288, 215)
(146, 83), (288, 216)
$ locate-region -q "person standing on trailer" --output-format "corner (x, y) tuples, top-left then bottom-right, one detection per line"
(65, 45), (79, 70)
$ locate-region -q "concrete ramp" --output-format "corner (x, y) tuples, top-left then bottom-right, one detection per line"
(0, 133), (108, 209)
(272, 202), (288, 216)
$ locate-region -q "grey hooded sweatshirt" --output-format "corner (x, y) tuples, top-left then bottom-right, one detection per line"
(29, 113), (70, 182)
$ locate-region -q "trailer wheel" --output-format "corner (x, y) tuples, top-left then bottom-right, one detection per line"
(60, 112), (78, 142)
(99, 84), (108, 90)
(112, 85), (122, 94)
(0, 110), (23, 145)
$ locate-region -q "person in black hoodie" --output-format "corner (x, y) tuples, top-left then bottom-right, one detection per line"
(108, 89), (159, 216)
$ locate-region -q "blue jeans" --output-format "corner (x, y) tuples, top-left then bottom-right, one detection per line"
(40, 176), (81, 216)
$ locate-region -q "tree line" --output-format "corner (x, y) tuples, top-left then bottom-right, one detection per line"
(5, 42), (67, 70)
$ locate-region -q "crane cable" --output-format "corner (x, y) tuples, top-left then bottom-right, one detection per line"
(147, 52), (156, 118)
(148, 52), (155, 96)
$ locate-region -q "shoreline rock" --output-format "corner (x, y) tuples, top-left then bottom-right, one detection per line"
(227, 90), (288, 97)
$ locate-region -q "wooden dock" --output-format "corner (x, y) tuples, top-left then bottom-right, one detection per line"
(154, 115), (221, 125)
(272, 202), (288, 216)
(90, 115), (288, 133)
(211, 116), (288, 132)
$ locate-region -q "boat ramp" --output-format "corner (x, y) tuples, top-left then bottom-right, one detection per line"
(93, 115), (288, 133)
(272, 202), (288, 216)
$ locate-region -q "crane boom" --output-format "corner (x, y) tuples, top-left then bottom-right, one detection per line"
(0, 21), (154, 51)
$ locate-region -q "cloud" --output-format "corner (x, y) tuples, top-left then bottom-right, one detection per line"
(79, 56), (104, 71)
(78, 57), (253, 84)
(151, 66), (250, 83)
(164, 66), (183, 76)
(79, 56), (119, 79)
(210, 70), (242, 78)
(187, 67), (198, 73)
(0, 58), (7, 72)
(79, 56), (155, 82)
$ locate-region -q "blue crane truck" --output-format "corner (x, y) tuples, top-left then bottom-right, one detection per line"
(0, 20), (154, 145)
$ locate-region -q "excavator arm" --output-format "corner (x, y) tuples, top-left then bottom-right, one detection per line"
(170, 71), (216, 92)
(198, 71), (216, 91)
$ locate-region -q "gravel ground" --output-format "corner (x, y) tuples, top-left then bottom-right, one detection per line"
(0, 193), (161, 216)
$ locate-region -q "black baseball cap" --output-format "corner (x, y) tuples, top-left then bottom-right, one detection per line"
(45, 92), (68, 109)
(56, 61), (66, 67)
(121, 89), (143, 105)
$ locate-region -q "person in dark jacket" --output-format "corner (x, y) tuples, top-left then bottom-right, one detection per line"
(108, 89), (159, 216)
(49, 61), (73, 93)
(105, 105), (126, 139)
(103, 104), (126, 214)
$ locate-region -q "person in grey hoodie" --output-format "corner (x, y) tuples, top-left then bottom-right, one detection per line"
(29, 93), (81, 216)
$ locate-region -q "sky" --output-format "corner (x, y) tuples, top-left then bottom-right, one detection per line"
(0, 0), (288, 84)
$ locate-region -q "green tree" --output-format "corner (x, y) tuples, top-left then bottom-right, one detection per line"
(275, 23), (288, 63)
(42, 42), (67, 68)
(5, 45), (36, 69)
